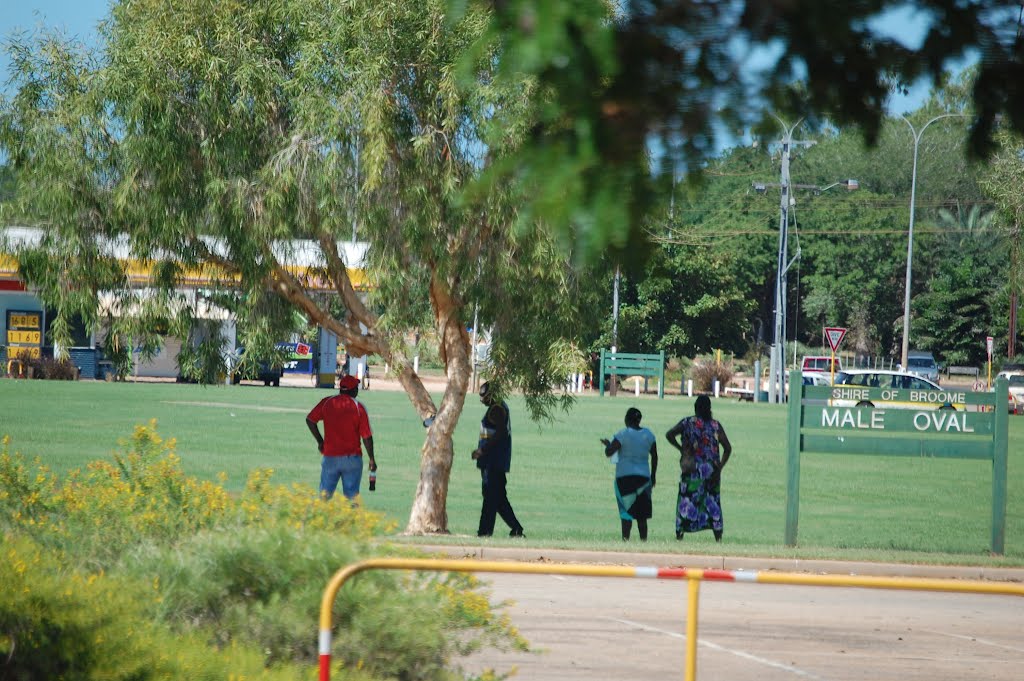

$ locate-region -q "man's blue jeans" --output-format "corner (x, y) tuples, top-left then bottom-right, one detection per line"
(320, 455), (363, 500)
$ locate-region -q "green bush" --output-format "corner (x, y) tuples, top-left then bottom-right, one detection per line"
(0, 536), (312, 681)
(0, 425), (525, 681)
(0, 423), (392, 567)
(126, 527), (524, 679)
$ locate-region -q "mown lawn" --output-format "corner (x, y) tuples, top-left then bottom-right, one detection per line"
(2, 378), (1021, 565)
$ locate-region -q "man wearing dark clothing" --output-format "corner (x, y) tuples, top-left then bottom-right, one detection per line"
(471, 382), (524, 537)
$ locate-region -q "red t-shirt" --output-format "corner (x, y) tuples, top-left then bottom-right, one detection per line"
(307, 394), (372, 456)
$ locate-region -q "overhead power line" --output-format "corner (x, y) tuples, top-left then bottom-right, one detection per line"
(654, 226), (999, 245)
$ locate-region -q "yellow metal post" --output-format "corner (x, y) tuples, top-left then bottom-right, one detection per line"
(685, 577), (700, 681)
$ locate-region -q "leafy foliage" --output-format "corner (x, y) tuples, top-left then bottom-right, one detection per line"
(0, 0), (603, 533)
(5, 356), (79, 380)
(911, 253), (997, 366)
(463, 0), (1024, 255)
(979, 130), (1024, 358)
(568, 104), (1015, 369)
(0, 425), (525, 679)
(609, 245), (756, 358)
(0, 536), (309, 681)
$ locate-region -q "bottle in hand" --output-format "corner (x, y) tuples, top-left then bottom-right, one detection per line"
(368, 471), (377, 491)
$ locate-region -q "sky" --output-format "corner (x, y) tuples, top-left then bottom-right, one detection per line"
(0, 1), (961, 118)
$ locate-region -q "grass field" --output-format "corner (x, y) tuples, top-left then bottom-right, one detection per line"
(2, 378), (1022, 566)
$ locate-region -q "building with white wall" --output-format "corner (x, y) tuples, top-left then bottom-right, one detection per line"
(1, 226), (368, 379)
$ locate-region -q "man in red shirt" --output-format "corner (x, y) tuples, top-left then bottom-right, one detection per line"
(306, 374), (376, 500)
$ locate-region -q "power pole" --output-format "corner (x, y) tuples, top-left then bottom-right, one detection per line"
(766, 118), (814, 404)
(755, 127), (855, 403)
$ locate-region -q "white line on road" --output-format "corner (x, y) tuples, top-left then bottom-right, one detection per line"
(921, 629), (1024, 654)
(603, 617), (832, 681)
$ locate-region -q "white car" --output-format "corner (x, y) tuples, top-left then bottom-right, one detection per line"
(996, 371), (1024, 413)
(831, 369), (963, 409)
(802, 372), (832, 387)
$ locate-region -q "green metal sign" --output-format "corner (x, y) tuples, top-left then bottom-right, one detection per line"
(785, 371), (1008, 554)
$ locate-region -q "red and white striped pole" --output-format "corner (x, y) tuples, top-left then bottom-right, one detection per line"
(318, 627), (332, 681)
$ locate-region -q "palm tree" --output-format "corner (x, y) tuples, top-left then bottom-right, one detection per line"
(936, 201), (997, 251)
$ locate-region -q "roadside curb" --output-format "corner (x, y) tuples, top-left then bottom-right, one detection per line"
(415, 544), (1024, 582)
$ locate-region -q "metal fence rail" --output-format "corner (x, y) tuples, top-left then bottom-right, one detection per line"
(318, 557), (1024, 681)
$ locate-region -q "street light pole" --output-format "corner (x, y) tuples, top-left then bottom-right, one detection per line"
(898, 113), (968, 369)
(611, 264), (621, 394)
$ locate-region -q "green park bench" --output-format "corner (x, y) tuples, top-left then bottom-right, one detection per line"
(598, 350), (666, 399)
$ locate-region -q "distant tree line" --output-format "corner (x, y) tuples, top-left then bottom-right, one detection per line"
(588, 78), (1020, 370)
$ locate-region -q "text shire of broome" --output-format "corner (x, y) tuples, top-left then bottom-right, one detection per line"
(830, 387), (967, 404)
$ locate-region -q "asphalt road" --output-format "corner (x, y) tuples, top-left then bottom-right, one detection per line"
(456, 570), (1024, 681)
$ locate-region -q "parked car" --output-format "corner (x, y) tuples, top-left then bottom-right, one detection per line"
(231, 347), (284, 387)
(802, 372), (832, 387)
(996, 369), (1024, 414)
(900, 349), (940, 383)
(831, 369), (962, 409)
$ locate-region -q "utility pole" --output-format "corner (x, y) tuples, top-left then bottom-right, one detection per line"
(766, 117), (814, 404)
(754, 124), (856, 403)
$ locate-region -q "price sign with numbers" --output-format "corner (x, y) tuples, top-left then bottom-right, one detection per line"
(7, 330), (41, 344)
(6, 310), (43, 359)
(8, 311), (41, 330)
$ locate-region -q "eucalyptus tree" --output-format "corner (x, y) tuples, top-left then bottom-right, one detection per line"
(0, 0), (594, 534)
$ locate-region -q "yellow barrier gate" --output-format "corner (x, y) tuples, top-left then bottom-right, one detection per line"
(318, 558), (1024, 681)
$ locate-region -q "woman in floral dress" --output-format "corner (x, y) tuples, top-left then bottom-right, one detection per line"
(666, 395), (732, 541)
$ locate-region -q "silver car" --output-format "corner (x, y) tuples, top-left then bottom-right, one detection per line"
(904, 351), (940, 382)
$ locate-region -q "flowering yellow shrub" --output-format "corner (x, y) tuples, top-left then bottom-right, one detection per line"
(0, 435), (59, 531)
(239, 467), (398, 538)
(0, 421), (391, 561)
(430, 574), (529, 655)
(0, 423), (524, 681)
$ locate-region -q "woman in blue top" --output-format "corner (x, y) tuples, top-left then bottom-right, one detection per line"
(600, 407), (659, 541)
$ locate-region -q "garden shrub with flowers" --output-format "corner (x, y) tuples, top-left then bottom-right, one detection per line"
(0, 423), (527, 681)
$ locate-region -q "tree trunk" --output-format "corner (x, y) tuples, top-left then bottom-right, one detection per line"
(405, 274), (473, 533)
(406, 418), (457, 534)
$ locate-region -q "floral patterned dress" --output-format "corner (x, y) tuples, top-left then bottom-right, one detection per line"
(674, 416), (724, 537)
